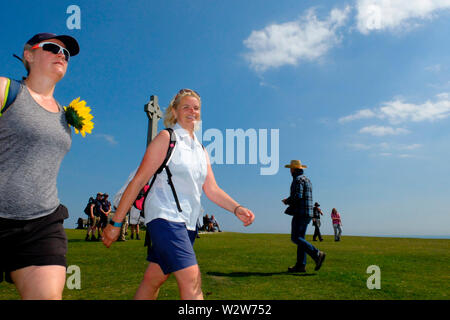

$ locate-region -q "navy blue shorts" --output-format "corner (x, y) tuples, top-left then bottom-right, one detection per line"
(146, 218), (198, 275)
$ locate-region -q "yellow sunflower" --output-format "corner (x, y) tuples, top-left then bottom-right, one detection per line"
(64, 98), (94, 137)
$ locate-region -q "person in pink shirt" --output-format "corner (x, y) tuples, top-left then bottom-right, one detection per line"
(331, 208), (343, 241)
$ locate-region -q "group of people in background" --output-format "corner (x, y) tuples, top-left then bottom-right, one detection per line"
(312, 203), (343, 242)
(84, 192), (111, 241)
(82, 193), (144, 241)
(199, 214), (222, 232)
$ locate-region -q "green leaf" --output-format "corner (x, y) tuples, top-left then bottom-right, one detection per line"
(65, 106), (85, 130)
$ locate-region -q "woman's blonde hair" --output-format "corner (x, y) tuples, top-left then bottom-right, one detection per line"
(163, 89), (201, 127)
(22, 44), (33, 75)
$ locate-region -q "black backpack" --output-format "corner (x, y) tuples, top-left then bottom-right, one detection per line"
(84, 197), (95, 215)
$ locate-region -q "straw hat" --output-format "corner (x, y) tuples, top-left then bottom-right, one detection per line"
(284, 160), (307, 169)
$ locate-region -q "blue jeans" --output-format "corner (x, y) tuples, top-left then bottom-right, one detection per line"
(291, 215), (319, 266)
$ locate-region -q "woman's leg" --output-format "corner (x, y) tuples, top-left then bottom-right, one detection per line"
(173, 264), (203, 300)
(134, 262), (170, 300)
(333, 224), (337, 241)
(11, 265), (66, 300)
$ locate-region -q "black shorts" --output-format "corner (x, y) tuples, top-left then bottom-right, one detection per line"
(0, 204), (69, 283)
(99, 216), (108, 228)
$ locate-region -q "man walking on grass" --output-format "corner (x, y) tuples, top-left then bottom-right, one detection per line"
(282, 160), (326, 273)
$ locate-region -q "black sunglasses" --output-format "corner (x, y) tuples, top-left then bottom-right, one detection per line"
(31, 42), (70, 62)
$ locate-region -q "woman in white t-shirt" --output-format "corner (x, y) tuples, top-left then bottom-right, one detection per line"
(103, 89), (255, 300)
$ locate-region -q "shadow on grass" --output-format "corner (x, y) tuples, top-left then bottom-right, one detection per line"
(207, 271), (317, 277)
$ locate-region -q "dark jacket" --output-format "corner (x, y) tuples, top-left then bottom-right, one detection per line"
(284, 174), (313, 217)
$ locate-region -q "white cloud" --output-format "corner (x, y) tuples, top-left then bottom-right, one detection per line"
(340, 93), (450, 124)
(339, 108), (376, 123)
(348, 143), (372, 150)
(359, 125), (410, 136)
(96, 133), (118, 145)
(356, 0), (450, 34)
(379, 94), (450, 124)
(349, 142), (423, 159)
(243, 6), (351, 72)
(425, 64), (442, 73)
(400, 143), (422, 150)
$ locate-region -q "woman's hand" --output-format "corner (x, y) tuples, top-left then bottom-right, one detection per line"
(102, 225), (121, 248)
(235, 206), (255, 227)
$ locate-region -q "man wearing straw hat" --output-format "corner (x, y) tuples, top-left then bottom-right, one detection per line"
(282, 160), (326, 273)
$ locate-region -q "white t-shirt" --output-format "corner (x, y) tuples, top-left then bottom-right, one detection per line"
(144, 123), (207, 230)
(129, 206), (142, 225)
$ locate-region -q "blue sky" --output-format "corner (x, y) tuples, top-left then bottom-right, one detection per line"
(1, 0), (449, 237)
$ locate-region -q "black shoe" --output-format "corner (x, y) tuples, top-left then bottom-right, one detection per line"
(314, 251), (326, 271)
(136, 235), (141, 240)
(288, 265), (306, 273)
(320, 238), (324, 242)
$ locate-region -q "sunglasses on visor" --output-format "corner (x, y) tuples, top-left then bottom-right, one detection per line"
(175, 88), (201, 100)
(31, 42), (70, 62)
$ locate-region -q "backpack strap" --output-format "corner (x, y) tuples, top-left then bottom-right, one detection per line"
(0, 78), (21, 117)
(164, 166), (183, 212)
(142, 128), (182, 213)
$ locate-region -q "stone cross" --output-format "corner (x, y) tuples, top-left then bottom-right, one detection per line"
(144, 95), (163, 146)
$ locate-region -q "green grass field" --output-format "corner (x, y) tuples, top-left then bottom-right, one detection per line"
(1, 230), (448, 300)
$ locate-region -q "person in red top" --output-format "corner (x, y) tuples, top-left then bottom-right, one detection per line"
(331, 208), (343, 241)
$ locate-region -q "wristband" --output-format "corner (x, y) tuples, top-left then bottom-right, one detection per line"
(233, 205), (243, 215)
(109, 220), (123, 228)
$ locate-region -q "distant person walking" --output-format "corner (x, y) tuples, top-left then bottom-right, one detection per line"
(92, 193), (104, 241)
(282, 160), (326, 273)
(129, 206), (142, 240)
(98, 193), (111, 237)
(312, 202), (323, 242)
(331, 208), (343, 241)
(84, 197), (97, 241)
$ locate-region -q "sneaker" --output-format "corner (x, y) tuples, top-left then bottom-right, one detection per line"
(314, 251), (326, 271)
(288, 265), (306, 273)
